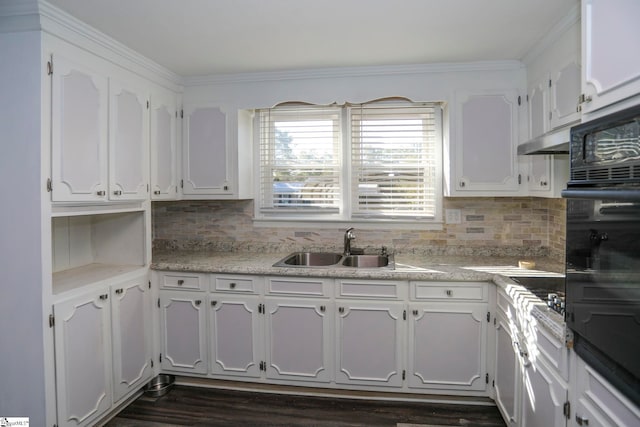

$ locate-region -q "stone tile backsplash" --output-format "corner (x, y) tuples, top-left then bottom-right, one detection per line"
(152, 197), (566, 260)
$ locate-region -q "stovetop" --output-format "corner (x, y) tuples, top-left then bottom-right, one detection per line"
(509, 276), (566, 315)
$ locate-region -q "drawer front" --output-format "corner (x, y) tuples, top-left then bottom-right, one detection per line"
(161, 272), (204, 290)
(266, 277), (331, 297)
(212, 275), (258, 293)
(337, 280), (404, 299)
(411, 282), (488, 302)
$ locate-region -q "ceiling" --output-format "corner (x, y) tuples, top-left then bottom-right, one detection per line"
(46, 0), (579, 77)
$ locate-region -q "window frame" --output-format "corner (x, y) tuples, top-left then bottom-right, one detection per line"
(253, 101), (444, 229)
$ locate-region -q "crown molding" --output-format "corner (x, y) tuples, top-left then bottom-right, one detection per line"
(184, 60), (525, 87)
(522, 3), (580, 66)
(37, 0), (183, 88)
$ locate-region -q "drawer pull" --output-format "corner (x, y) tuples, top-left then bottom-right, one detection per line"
(115, 288), (123, 295)
(320, 305), (326, 312)
(195, 300), (202, 306)
(413, 309), (418, 316)
(177, 279), (184, 285)
(211, 300), (217, 307)
(96, 190), (106, 196)
(446, 290), (453, 296)
(576, 415), (589, 426)
(229, 282), (236, 289)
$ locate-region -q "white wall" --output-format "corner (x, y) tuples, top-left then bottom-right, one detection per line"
(0, 30), (46, 426)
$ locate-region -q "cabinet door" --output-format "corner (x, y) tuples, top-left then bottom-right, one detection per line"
(550, 58), (581, 129)
(264, 298), (332, 383)
(581, 0), (640, 113)
(335, 301), (404, 387)
(110, 275), (153, 403)
(407, 302), (487, 392)
(527, 155), (551, 193)
(182, 106), (231, 196)
(159, 292), (207, 374)
(53, 289), (112, 427)
(494, 310), (520, 426)
(209, 295), (262, 378)
(528, 80), (549, 139)
(521, 358), (568, 427)
(150, 90), (178, 200)
(108, 80), (149, 200)
(453, 90), (521, 194)
(51, 55), (108, 202)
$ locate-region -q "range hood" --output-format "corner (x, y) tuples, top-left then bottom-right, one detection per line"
(517, 126), (572, 155)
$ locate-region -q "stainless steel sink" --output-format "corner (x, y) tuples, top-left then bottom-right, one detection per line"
(342, 254), (393, 268)
(273, 252), (394, 269)
(274, 252), (343, 267)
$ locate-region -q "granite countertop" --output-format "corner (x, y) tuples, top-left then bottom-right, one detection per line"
(151, 249), (567, 341)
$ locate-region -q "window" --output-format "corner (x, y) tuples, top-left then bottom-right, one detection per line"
(256, 101), (442, 225)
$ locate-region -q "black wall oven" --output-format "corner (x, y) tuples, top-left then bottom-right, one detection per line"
(563, 104), (640, 406)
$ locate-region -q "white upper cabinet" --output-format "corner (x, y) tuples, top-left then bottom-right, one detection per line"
(182, 106), (253, 199)
(108, 80), (149, 201)
(579, 0), (640, 113)
(50, 51), (152, 204)
(449, 90), (522, 196)
(150, 89), (178, 200)
(550, 57), (581, 128)
(51, 55), (109, 202)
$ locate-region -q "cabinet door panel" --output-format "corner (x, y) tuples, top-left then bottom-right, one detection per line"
(111, 276), (152, 402)
(582, 0), (640, 112)
(521, 359), (567, 427)
(550, 59), (581, 129)
(54, 290), (111, 427)
(408, 303), (487, 391)
(160, 292), (207, 374)
(150, 91), (178, 199)
(209, 296), (261, 378)
(51, 56), (108, 202)
(264, 298), (332, 382)
(494, 310), (519, 425)
(109, 80), (149, 200)
(335, 302), (404, 387)
(183, 106), (229, 194)
(453, 90), (520, 194)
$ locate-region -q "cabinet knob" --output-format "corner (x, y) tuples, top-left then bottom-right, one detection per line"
(320, 305), (326, 312)
(96, 190), (106, 196)
(229, 282), (236, 289)
(412, 309), (418, 316)
(113, 190), (122, 196)
(459, 181), (466, 188)
(339, 307), (345, 314)
(211, 300), (217, 307)
(576, 415), (589, 426)
(99, 294), (108, 300)
(154, 190), (161, 195)
(540, 181), (548, 186)
(115, 288), (123, 295)
(177, 279), (184, 285)
(446, 290), (453, 296)
(195, 300), (202, 306)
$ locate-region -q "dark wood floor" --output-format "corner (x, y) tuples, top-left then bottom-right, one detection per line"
(105, 385), (506, 427)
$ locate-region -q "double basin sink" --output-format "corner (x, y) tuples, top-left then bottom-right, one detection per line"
(273, 251), (394, 269)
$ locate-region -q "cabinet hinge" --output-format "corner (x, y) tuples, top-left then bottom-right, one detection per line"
(518, 174), (522, 185)
(148, 280), (151, 289)
(150, 359), (154, 368)
(181, 109), (184, 119)
(147, 100), (150, 109)
(402, 370), (406, 380)
(549, 111), (553, 121)
(180, 179), (184, 189)
(563, 401), (570, 419)
(46, 178), (52, 192)
(403, 310), (406, 320)
(492, 379), (495, 387)
(49, 314), (55, 328)
(493, 317), (496, 325)
(157, 298), (160, 308)
(47, 59), (53, 76)
(517, 95), (522, 106)
(486, 312), (490, 322)
(549, 79), (552, 88)
(485, 373), (489, 384)
(159, 353), (162, 363)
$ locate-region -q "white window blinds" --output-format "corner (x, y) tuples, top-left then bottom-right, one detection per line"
(350, 104), (440, 219)
(258, 106), (342, 213)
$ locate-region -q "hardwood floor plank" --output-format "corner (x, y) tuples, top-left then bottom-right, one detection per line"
(105, 386), (506, 427)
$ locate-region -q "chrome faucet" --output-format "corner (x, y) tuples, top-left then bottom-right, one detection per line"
(343, 227), (356, 256)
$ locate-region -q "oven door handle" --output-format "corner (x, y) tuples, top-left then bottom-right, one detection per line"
(562, 188), (640, 202)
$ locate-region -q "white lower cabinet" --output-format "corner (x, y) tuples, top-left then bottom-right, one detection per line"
(159, 291), (207, 375)
(494, 309), (520, 425)
(208, 295), (262, 378)
(53, 272), (151, 427)
(408, 302), (488, 392)
(264, 298), (333, 383)
(335, 301), (404, 387)
(570, 353), (640, 427)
